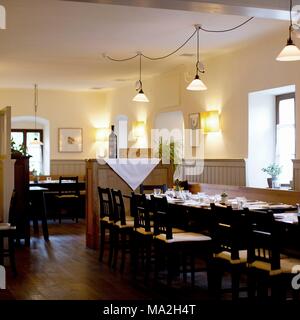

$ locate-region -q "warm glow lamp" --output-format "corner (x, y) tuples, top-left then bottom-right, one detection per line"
(276, 0), (300, 61)
(200, 110), (220, 133)
(96, 128), (109, 141)
(132, 121), (145, 138)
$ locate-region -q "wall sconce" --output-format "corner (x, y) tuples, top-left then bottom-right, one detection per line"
(200, 110), (220, 133)
(96, 128), (109, 141)
(132, 121), (145, 138)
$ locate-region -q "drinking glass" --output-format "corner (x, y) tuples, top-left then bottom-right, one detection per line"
(153, 188), (161, 196)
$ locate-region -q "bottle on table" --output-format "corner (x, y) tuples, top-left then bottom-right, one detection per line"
(108, 125), (117, 158)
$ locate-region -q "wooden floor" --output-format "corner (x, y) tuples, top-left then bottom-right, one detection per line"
(5, 220), (216, 300)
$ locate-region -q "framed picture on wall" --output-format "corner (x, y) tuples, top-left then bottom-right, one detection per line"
(58, 128), (83, 152)
(189, 113), (200, 130)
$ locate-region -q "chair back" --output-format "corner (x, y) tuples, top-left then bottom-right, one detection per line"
(97, 187), (114, 222)
(246, 209), (280, 271)
(210, 203), (247, 260)
(150, 195), (172, 239)
(131, 193), (151, 232)
(58, 176), (80, 196)
(140, 184), (167, 194)
(111, 189), (126, 225)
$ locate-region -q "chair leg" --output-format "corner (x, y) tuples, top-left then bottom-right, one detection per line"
(8, 236), (17, 276)
(99, 223), (105, 262)
(120, 232), (126, 273)
(108, 227), (114, 267)
(247, 268), (257, 300)
(112, 229), (119, 270)
(0, 237), (4, 266)
(232, 267), (241, 300)
(144, 236), (152, 284)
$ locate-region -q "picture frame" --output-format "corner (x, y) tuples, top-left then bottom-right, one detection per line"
(189, 113), (200, 130)
(58, 128), (83, 153)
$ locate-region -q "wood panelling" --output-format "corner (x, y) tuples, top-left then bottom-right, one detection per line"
(182, 159), (246, 186)
(50, 159), (86, 180)
(85, 159), (174, 249)
(201, 183), (300, 205)
(293, 159), (300, 191)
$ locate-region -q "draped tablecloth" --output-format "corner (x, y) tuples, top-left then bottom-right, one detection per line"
(105, 158), (160, 190)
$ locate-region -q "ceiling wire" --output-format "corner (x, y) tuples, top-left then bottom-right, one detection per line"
(104, 17), (254, 62)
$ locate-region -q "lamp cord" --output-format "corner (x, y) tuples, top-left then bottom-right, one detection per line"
(105, 17), (254, 62)
(34, 84), (38, 130)
(289, 0), (293, 38)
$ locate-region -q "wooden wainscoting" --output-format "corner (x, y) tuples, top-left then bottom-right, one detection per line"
(85, 159), (174, 249)
(50, 159), (86, 180)
(182, 159), (246, 186)
(293, 159), (300, 191)
(201, 183), (300, 204)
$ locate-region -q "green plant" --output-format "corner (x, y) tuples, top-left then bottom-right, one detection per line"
(11, 138), (30, 156)
(262, 163), (282, 178)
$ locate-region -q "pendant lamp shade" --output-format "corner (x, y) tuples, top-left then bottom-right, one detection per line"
(276, 0), (300, 61)
(276, 39), (300, 61)
(186, 74), (207, 91)
(133, 88), (149, 102)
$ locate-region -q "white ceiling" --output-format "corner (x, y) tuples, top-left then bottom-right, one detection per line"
(0, 0), (288, 90)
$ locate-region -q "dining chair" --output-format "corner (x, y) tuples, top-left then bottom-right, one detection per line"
(209, 203), (248, 300)
(55, 176), (80, 223)
(245, 208), (300, 301)
(131, 192), (153, 282)
(0, 191), (18, 276)
(111, 189), (135, 273)
(151, 195), (211, 286)
(97, 187), (114, 265)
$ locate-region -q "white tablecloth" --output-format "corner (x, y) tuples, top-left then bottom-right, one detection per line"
(105, 158), (160, 190)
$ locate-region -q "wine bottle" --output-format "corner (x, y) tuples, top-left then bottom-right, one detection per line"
(108, 125), (117, 158)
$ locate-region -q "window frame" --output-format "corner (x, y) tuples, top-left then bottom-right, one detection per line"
(11, 129), (44, 147)
(275, 92), (296, 184)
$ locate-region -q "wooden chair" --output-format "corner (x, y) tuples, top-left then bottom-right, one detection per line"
(55, 176), (80, 223)
(131, 192), (153, 282)
(0, 191), (17, 276)
(209, 203), (248, 300)
(139, 184), (167, 194)
(111, 189), (135, 272)
(151, 195), (211, 286)
(97, 187), (114, 265)
(245, 209), (300, 301)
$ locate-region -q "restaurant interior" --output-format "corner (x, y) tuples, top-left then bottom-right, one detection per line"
(1, 0), (300, 304)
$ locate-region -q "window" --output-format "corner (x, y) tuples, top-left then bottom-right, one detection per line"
(275, 93), (295, 184)
(11, 129), (44, 174)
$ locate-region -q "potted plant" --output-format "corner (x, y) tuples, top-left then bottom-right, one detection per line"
(220, 192), (228, 204)
(261, 163), (282, 188)
(11, 138), (30, 158)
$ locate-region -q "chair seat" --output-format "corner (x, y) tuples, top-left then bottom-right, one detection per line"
(114, 219), (135, 229)
(0, 223), (16, 231)
(248, 256), (300, 276)
(100, 216), (114, 224)
(214, 250), (247, 265)
(155, 232), (211, 243)
(135, 227), (153, 235)
(280, 257), (300, 274)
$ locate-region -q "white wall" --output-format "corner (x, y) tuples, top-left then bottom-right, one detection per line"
(248, 92), (275, 187)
